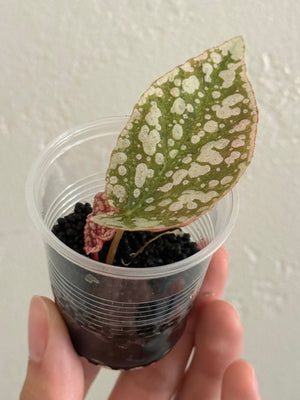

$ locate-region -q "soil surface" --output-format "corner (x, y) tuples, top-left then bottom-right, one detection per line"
(52, 201), (200, 267)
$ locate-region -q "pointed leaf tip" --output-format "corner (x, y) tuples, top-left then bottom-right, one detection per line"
(219, 35), (245, 61)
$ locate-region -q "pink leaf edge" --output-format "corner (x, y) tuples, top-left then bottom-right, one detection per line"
(84, 192), (116, 256)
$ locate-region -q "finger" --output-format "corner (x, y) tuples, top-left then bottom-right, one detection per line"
(183, 246), (229, 341)
(80, 357), (101, 395)
(198, 246), (229, 299)
(109, 315), (195, 400)
(222, 360), (261, 400)
(175, 300), (243, 400)
(187, 246), (229, 325)
(109, 248), (229, 400)
(20, 296), (100, 399)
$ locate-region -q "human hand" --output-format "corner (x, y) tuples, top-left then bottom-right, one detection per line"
(21, 247), (261, 399)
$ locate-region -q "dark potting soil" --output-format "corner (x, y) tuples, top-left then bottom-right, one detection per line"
(51, 201), (200, 267)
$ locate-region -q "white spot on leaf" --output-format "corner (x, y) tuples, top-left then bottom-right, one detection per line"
(133, 218), (162, 228)
(111, 152), (127, 169)
(172, 124), (183, 140)
(189, 162), (211, 178)
(113, 185), (126, 202)
(145, 206), (156, 212)
(135, 163), (154, 188)
(204, 120), (218, 133)
(171, 98), (186, 114)
(230, 119), (250, 133)
(182, 156), (192, 164)
(169, 149), (178, 158)
(145, 101), (162, 129)
(187, 201), (197, 210)
(134, 188), (140, 198)
(212, 94), (244, 118)
(212, 91), (221, 99)
(221, 176), (233, 185)
(225, 151), (241, 166)
(202, 63), (213, 83)
(169, 202), (184, 212)
(231, 138), (245, 148)
(138, 125), (161, 155)
(116, 137), (131, 149)
(197, 141), (227, 165)
(159, 183), (173, 192)
(191, 135), (200, 144)
(214, 138), (230, 149)
(172, 169), (188, 185)
(170, 87), (180, 97)
(181, 61), (194, 72)
(178, 189), (218, 207)
(186, 104), (194, 112)
(219, 67), (236, 88)
(158, 198), (172, 207)
(210, 51), (222, 63)
(182, 75), (200, 94)
(155, 152), (165, 165)
(118, 166), (127, 176)
(209, 180), (219, 188)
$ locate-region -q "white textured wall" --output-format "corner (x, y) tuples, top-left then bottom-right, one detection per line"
(1, 1), (299, 399)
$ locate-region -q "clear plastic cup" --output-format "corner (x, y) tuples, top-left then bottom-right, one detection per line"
(26, 116), (239, 369)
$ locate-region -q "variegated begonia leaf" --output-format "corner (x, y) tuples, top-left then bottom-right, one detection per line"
(92, 36), (258, 230)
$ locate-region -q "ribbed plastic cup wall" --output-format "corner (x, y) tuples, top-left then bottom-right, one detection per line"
(26, 116), (239, 369)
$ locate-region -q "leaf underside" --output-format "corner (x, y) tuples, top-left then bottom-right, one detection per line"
(92, 36), (258, 230)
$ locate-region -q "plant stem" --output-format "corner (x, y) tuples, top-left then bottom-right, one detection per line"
(106, 229), (124, 265)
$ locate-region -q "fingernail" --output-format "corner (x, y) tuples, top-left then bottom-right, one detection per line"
(202, 291), (216, 297)
(28, 296), (49, 362)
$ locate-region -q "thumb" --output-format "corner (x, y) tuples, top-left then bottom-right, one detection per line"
(21, 296), (85, 400)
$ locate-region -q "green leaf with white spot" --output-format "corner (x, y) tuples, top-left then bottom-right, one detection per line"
(92, 36), (258, 230)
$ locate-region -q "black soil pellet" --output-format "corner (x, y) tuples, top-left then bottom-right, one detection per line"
(52, 202), (199, 267)
(52, 202), (92, 255)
